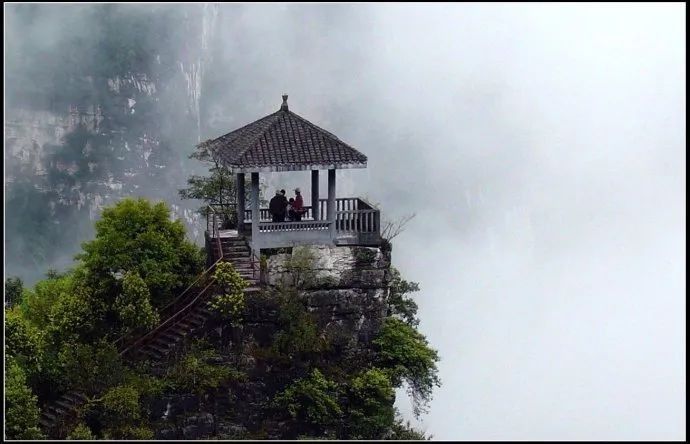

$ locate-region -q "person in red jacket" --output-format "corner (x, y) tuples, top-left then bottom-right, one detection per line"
(293, 187), (305, 221)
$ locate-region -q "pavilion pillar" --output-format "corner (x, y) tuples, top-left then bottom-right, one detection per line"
(236, 173), (245, 234)
(327, 169), (336, 239)
(311, 170), (319, 220)
(251, 172), (260, 252)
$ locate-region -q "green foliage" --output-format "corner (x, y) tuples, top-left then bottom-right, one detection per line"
(67, 423), (95, 440)
(5, 307), (44, 377)
(58, 340), (123, 393)
(272, 368), (342, 427)
(5, 276), (24, 307)
(284, 247), (318, 289)
(272, 290), (329, 361)
(47, 281), (97, 344)
(165, 340), (241, 397)
(98, 384), (154, 439)
(209, 262), (247, 322)
(344, 368), (395, 439)
(5, 358), (44, 440)
(20, 272), (73, 329)
(114, 271), (159, 333)
(101, 385), (141, 421)
(372, 318), (441, 417)
(388, 416), (430, 440)
(387, 267), (421, 327)
(77, 197), (203, 307)
(179, 165), (240, 209)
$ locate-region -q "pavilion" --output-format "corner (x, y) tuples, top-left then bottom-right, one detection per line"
(201, 95), (381, 256)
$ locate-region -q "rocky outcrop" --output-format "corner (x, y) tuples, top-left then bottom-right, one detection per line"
(148, 244), (392, 439)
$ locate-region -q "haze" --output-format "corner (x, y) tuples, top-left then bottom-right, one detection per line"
(5, 3), (685, 440)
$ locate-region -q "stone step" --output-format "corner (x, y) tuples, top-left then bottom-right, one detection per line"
(64, 392), (87, 403)
(161, 331), (184, 342)
(55, 400), (74, 411)
(152, 337), (173, 350)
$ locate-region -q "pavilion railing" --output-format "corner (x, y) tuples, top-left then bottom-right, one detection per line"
(242, 197), (380, 236)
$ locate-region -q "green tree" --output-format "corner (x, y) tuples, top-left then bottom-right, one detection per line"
(5, 358), (44, 440)
(372, 318), (441, 417)
(272, 368), (343, 430)
(165, 340), (240, 397)
(114, 271), (159, 333)
(77, 197), (203, 308)
(67, 423), (95, 440)
(344, 368), (395, 439)
(58, 340), (123, 394)
(387, 267), (421, 327)
(20, 272), (73, 329)
(5, 276), (24, 307)
(209, 261), (247, 322)
(5, 308), (44, 381)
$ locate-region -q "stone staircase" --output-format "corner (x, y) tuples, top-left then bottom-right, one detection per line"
(38, 236), (259, 438)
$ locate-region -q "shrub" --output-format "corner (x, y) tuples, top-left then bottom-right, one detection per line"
(272, 368), (342, 427)
(372, 318), (441, 417)
(67, 423), (95, 440)
(114, 271), (159, 333)
(5, 358), (44, 440)
(209, 261), (247, 322)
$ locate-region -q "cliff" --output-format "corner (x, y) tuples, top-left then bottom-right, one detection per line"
(148, 245), (391, 439)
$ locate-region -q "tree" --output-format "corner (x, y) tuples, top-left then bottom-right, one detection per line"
(77, 197), (204, 308)
(5, 358), (44, 440)
(58, 340), (123, 394)
(272, 368), (343, 431)
(344, 368), (396, 439)
(5, 308), (44, 380)
(386, 267), (421, 327)
(372, 318), (441, 417)
(208, 262), (247, 323)
(114, 271), (159, 334)
(5, 276), (23, 307)
(180, 142), (267, 227)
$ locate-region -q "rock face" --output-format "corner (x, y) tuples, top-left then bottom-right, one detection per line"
(149, 244), (391, 439)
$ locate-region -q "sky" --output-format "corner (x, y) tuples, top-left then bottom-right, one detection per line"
(5, 2), (686, 440)
(229, 4), (685, 440)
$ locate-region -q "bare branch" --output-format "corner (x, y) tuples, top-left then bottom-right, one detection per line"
(381, 212), (416, 241)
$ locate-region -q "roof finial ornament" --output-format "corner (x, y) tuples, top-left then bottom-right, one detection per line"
(281, 94), (288, 111)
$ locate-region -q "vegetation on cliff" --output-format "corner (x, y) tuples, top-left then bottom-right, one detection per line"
(4, 196), (439, 440)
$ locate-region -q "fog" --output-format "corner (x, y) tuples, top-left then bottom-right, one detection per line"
(5, 3), (686, 440)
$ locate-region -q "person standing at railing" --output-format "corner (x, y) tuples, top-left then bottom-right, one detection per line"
(269, 190), (287, 222)
(293, 188), (306, 221)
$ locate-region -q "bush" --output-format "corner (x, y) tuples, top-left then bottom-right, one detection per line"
(114, 271), (159, 333)
(77, 197), (204, 308)
(345, 368), (395, 438)
(272, 368), (342, 428)
(209, 261), (246, 322)
(5, 276), (24, 307)
(372, 318), (441, 417)
(67, 423), (95, 440)
(58, 340), (123, 394)
(5, 358), (44, 440)
(165, 340), (240, 397)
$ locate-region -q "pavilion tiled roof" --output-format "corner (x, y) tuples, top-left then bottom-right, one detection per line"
(199, 95), (367, 172)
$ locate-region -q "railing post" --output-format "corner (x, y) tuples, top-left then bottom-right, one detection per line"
(236, 172), (245, 234)
(327, 169), (336, 240)
(311, 170), (319, 220)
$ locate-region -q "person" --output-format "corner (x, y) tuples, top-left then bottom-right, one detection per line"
(287, 198), (296, 221)
(293, 187), (305, 221)
(280, 189), (289, 220)
(269, 190), (285, 222)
